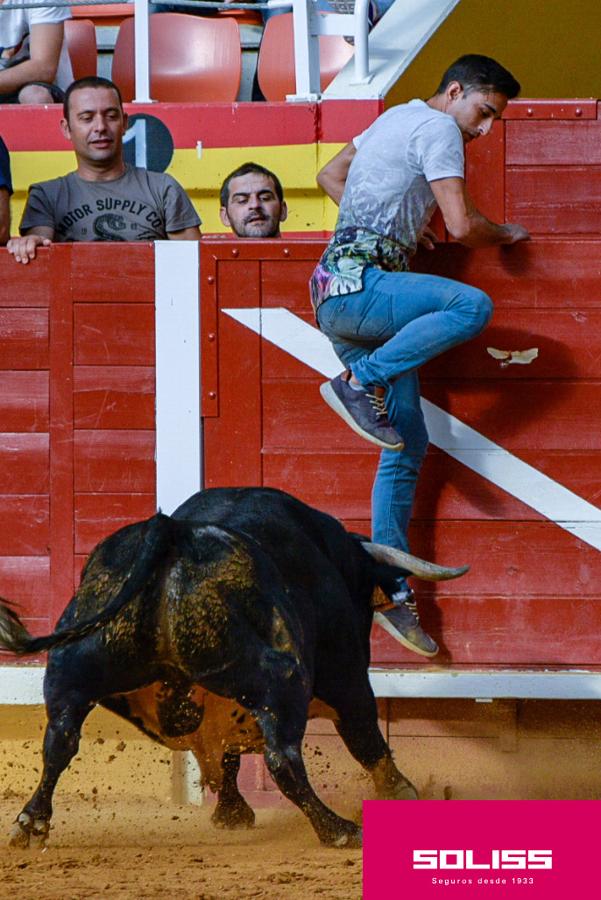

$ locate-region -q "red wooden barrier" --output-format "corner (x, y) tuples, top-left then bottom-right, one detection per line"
(1, 101), (600, 675)
(0, 245), (156, 636)
(201, 235), (601, 671)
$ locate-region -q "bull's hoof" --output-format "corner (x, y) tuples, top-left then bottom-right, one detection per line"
(389, 777), (418, 801)
(8, 813), (49, 849)
(332, 825), (363, 849)
(319, 820), (362, 849)
(211, 800), (256, 830)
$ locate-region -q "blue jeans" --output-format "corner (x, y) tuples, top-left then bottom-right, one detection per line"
(317, 266), (493, 556)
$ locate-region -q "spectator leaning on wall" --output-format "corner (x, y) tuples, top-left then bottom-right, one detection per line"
(0, 0), (73, 104)
(8, 76), (201, 264)
(0, 135), (12, 245)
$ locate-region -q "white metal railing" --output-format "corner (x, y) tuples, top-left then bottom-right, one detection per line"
(289, 0), (369, 100)
(0, 0), (370, 102)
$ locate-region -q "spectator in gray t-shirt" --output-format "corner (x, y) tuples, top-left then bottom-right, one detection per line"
(8, 76), (201, 264)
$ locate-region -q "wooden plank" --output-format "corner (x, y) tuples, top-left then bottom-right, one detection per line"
(74, 430), (155, 492)
(504, 100), (597, 120)
(261, 379), (601, 452)
(506, 166), (601, 234)
(0, 372), (48, 431)
(70, 244), (155, 302)
(260, 307), (601, 381)
(0, 251), (52, 307)
(0, 309), (49, 369)
(74, 366), (155, 429)
(412, 241), (601, 309)
(404, 520), (601, 598)
(261, 259), (321, 310)
(421, 381), (601, 451)
(0, 434), (49, 493)
(263, 450), (601, 522)
(203, 260), (263, 487)
(0, 496), (49, 556)
(465, 118), (505, 224)
(75, 492), (156, 553)
(421, 308), (601, 380)
(371, 595), (601, 667)
(0, 557), (50, 614)
(506, 120), (601, 164)
(74, 303), (155, 365)
(49, 245), (75, 625)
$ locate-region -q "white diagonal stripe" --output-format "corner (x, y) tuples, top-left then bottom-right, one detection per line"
(224, 307), (601, 551)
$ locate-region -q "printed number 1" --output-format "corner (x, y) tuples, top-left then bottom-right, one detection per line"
(124, 118), (147, 168)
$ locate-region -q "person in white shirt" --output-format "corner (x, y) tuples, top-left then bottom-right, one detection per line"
(312, 55), (530, 657)
(0, 0), (73, 104)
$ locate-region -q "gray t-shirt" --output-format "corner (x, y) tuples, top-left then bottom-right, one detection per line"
(20, 166), (201, 241)
(310, 99), (465, 311)
(339, 98), (465, 253)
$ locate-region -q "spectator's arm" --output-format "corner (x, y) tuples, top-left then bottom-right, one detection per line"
(0, 188), (10, 246)
(316, 141), (357, 206)
(7, 227), (54, 265)
(430, 177), (530, 247)
(0, 23), (64, 93)
(167, 225), (202, 241)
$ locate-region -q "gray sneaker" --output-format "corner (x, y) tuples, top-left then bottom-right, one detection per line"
(373, 593), (439, 657)
(320, 372), (404, 451)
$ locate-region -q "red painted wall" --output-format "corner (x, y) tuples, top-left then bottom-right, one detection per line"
(1, 100), (600, 672)
(0, 244), (156, 637)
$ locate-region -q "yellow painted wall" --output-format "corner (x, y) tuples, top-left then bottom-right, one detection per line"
(386, 0), (601, 107)
(10, 144), (334, 237)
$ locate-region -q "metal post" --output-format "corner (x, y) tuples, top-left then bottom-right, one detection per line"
(133, 0), (153, 103)
(351, 0), (370, 83)
(288, 0), (321, 101)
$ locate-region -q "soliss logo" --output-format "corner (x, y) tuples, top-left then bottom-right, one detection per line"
(413, 850), (553, 869)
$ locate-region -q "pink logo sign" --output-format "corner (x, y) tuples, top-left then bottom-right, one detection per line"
(364, 800), (601, 898)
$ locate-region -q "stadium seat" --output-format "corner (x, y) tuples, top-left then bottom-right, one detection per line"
(257, 12), (354, 100)
(71, 4), (134, 27)
(65, 18), (98, 80)
(111, 13), (242, 103)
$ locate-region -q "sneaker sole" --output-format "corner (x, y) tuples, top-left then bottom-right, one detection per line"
(320, 382), (404, 451)
(373, 611), (439, 658)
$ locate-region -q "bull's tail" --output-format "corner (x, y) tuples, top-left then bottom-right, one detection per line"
(0, 513), (172, 656)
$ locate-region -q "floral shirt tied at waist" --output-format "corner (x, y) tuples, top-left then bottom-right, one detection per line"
(309, 226), (410, 317)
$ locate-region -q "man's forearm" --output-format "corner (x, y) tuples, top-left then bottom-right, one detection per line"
(452, 209), (526, 248)
(431, 177), (529, 248)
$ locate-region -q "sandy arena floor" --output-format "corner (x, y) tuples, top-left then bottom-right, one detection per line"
(0, 794), (362, 899)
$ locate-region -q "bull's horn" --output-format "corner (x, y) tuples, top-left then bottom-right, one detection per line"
(361, 541), (469, 581)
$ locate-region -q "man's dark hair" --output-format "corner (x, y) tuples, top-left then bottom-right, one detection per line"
(220, 162), (284, 208)
(434, 54), (521, 100)
(63, 76), (124, 121)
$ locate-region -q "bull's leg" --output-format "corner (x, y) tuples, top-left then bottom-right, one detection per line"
(9, 698), (93, 848)
(322, 681), (418, 801)
(211, 753), (255, 829)
(246, 658), (362, 848)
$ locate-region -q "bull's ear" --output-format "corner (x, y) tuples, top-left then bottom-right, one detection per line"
(361, 541), (469, 581)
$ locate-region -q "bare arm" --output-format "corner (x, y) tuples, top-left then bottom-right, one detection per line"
(7, 227), (54, 265)
(167, 225), (201, 241)
(430, 177), (529, 247)
(0, 23), (64, 94)
(316, 142), (357, 206)
(0, 189), (10, 246)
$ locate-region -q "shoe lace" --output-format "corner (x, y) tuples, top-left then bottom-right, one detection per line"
(366, 390), (391, 422)
(398, 596), (420, 626)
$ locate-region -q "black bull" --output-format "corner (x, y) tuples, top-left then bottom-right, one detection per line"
(0, 487), (467, 848)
